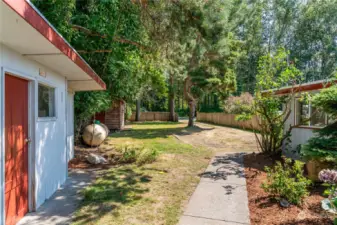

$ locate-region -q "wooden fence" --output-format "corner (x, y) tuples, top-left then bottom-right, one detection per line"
(130, 112), (178, 122)
(197, 113), (261, 131)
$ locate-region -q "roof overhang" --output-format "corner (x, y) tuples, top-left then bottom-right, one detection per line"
(262, 79), (336, 96)
(0, 0), (106, 91)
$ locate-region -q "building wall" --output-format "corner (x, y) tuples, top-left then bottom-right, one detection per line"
(0, 44), (70, 209)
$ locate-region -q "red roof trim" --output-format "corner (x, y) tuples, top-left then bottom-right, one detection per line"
(274, 82), (333, 95)
(2, 0), (106, 90)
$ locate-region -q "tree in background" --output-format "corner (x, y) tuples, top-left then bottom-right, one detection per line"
(33, 0), (167, 132)
(32, 0), (337, 130)
(291, 0), (337, 81)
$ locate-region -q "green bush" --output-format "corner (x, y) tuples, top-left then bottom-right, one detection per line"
(262, 157), (311, 205)
(176, 108), (189, 117)
(124, 103), (133, 120)
(136, 148), (158, 165)
(118, 145), (158, 165)
(118, 145), (139, 163)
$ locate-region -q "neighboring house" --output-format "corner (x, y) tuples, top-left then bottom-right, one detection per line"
(95, 100), (125, 131)
(0, 1), (106, 224)
(273, 80), (335, 153)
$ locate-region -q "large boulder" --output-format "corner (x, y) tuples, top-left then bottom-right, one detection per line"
(82, 123), (108, 146)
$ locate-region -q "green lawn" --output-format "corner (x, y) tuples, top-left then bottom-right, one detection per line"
(73, 122), (212, 225)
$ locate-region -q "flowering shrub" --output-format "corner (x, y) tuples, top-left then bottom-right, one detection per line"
(319, 169), (337, 218)
(224, 92), (253, 114)
(319, 169), (337, 184)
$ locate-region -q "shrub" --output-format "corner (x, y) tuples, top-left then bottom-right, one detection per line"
(117, 145), (158, 165)
(224, 92), (253, 114)
(262, 157), (311, 205)
(118, 145), (139, 163)
(136, 148), (158, 165)
(238, 49), (303, 153)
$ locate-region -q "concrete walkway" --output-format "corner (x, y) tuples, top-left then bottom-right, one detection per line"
(17, 169), (96, 225)
(179, 152), (250, 225)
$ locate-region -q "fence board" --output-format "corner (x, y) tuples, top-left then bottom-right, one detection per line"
(197, 113), (260, 131)
(130, 112), (178, 122)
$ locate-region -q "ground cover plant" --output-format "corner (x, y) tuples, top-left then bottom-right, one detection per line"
(72, 122), (212, 225)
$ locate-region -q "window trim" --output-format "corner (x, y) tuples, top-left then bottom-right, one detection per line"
(294, 97), (328, 129)
(37, 82), (57, 121)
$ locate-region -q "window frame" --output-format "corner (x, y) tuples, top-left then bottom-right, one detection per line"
(37, 82), (57, 121)
(294, 97), (328, 129)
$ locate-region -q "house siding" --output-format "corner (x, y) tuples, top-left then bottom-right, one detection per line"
(0, 44), (71, 209)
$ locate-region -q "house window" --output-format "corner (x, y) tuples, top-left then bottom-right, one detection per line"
(295, 99), (327, 127)
(38, 84), (55, 117)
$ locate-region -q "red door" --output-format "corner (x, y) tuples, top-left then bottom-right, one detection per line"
(5, 74), (29, 225)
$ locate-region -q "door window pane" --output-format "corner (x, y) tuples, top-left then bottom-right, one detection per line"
(38, 84), (55, 117)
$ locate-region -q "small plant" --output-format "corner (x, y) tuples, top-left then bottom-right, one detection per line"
(136, 148), (158, 165)
(117, 145), (158, 165)
(262, 157), (311, 205)
(118, 145), (139, 163)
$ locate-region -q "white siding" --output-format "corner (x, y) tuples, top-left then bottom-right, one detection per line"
(0, 44), (69, 208)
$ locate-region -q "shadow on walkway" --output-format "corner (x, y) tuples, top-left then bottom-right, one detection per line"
(17, 169), (97, 225)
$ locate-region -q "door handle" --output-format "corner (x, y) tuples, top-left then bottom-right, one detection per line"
(25, 138), (31, 144)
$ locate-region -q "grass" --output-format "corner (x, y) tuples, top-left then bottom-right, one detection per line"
(73, 122), (212, 225)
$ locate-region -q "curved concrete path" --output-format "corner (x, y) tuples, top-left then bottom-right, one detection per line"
(178, 152), (250, 225)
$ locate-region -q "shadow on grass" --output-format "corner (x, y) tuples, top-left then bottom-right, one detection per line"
(109, 122), (213, 140)
(73, 167), (151, 224)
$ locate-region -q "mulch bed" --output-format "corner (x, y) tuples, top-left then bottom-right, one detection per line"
(244, 153), (334, 225)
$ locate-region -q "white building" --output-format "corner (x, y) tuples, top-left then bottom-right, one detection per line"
(273, 80), (335, 153)
(0, 0), (106, 224)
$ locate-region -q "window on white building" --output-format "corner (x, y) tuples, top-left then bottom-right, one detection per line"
(38, 84), (55, 117)
(295, 99), (327, 127)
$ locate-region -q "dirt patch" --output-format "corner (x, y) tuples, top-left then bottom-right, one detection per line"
(176, 122), (258, 153)
(244, 153), (334, 225)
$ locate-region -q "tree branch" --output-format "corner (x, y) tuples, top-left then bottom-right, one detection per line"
(71, 24), (148, 50)
(77, 50), (112, 54)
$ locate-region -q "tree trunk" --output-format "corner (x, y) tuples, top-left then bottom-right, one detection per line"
(184, 76), (196, 127)
(136, 99), (141, 121)
(169, 96), (175, 121)
(168, 74), (175, 122)
(188, 100), (195, 127)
